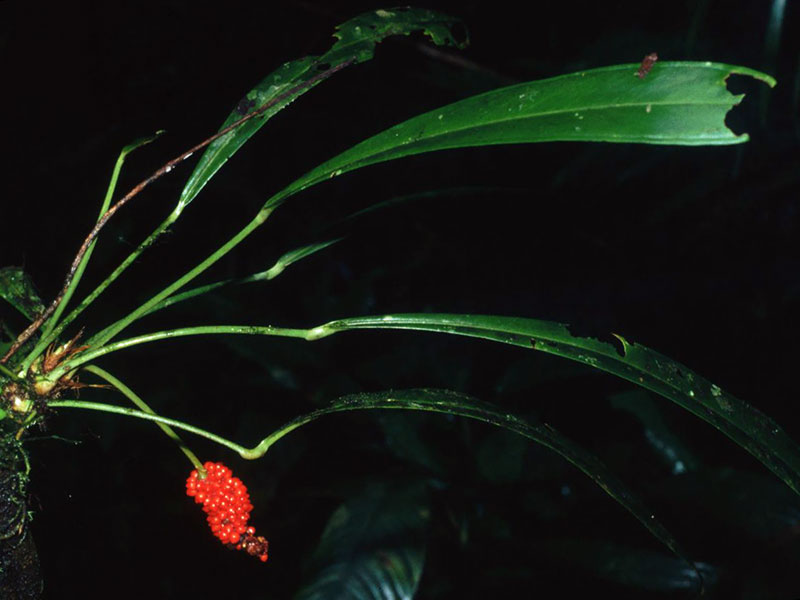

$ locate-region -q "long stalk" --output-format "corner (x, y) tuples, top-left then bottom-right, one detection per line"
(141, 238), (341, 317)
(85, 208), (273, 349)
(47, 394), (535, 460)
(38, 134), (164, 344)
(49, 323), (316, 382)
(50, 400), (253, 457)
(82, 365), (203, 472)
(4, 61), (351, 368)
(49, 391), (701, 585)
(21, 213), (179, 374)
(0, 362), (21, 381)
(48, 398), (400, 460)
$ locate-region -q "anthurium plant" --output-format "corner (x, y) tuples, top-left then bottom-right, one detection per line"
(1, 6), (793, 598)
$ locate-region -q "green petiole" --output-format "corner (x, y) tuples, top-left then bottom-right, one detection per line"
(85, 208), (274, 350)
(21, 133), (164, 374)
(83, 365), (204, 472)
(49, 323), (318, 382)
(49, 399), (255, 458)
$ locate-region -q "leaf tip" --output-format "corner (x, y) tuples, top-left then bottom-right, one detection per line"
(611, 333), (629, 357)
(723, 65), (777, 89)
(732, 132), (751, 144)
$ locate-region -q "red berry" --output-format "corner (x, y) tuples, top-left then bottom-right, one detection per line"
(186, 461), (268, 562)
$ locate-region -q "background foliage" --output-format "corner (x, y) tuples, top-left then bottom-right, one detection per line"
(2, 0), (799, 597)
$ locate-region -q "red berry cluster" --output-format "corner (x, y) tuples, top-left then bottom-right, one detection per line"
(186, 461), (269, 562)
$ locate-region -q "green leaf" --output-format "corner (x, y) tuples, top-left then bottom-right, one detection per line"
(0, 267), (44, 321)
(266, 62), (775, 209)
(35, 130), (166, 347)
(294, 481), (429, 600)
(142, 238), (340, 316)
(264, 388), (696, 575)
(179, 8), (467, 210)
(309, 314), (800, 497)
(260, 238), (342, 280)
(0, 322), (13, 358)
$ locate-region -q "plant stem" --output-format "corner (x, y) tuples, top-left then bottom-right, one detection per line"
(142, 277), (233, 317)
(86, 208), (274, 348)
(50, 400), (252, 458)
(35, 234), (341, 373)
(82, 365), (204, 473)
(48, 396), (455, 460)
(0, 362), (21, 381)
(51, 323), (316, 381)
(35, 134), (164, 357)
(3, 62), (352, 368)
(21, 213), (178, 374)
(141, 238), (341, 317)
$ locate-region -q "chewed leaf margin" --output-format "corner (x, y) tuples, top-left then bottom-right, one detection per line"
(306, 313), (800, 497)
(263, 61), (775, 210)
(179, 7), (467, 209)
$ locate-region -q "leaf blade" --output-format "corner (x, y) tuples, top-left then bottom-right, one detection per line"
(311, 313), (800, 497)
(179, 8), (467, 210)
(263, 388), (697, 577)
(294, 481), (429, 600)
(266, 62), (775, 208)
(140, 238), (340, 316)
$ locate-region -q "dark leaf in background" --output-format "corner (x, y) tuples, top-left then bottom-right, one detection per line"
(264, 388), (695, 571)
(610, 390), (700, 475)
(0, 268), (43, 323)
(294, 481), (429, 600)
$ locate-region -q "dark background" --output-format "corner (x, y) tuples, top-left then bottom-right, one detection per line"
(2, 1), (800, 598)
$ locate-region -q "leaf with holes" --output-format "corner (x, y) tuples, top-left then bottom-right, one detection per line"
(304, 313), (800, 497)
(266, 62), (775, 209)
(179, 8), (467, 210)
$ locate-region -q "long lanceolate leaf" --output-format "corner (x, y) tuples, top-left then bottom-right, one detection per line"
(59, 313), (800, 497)
(141, 238), (341, 316)
(179, 8), (468, 209)
(263, 389), (698, 580)
(91, 61), (774, 350)
(265, 62), (775, 209)
(82, 9), (466, 350)
(307, 314), (800, 496)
